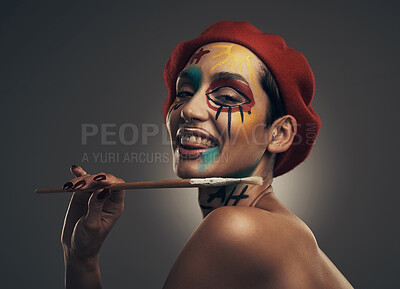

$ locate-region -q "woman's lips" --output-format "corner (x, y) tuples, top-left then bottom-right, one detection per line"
(178, 146), (209, 160)
(177, 128), (219, 160)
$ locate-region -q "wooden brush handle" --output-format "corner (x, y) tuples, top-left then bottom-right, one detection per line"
(35, 179), (195, 194)
(35, 177), (263, 194)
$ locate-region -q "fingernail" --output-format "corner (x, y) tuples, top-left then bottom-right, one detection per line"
(62, 182), (73, 190)
(93, 174), (106, 181)
(97, 188), (111, 200)
(71, 165), (78, 169)
(73, 180), (86, 190)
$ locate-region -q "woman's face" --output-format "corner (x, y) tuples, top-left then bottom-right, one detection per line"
(167, 42), (271, 178)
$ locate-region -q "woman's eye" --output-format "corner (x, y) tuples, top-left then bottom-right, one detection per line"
(206, 87), (249, 107)
(176, 91), (194, 100)
(215, 94), (239, 104)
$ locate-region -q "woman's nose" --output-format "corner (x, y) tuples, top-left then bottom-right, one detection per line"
(180, 92), (208, 123)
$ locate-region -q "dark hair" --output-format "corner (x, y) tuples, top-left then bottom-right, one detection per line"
(259, 66), (286, 128)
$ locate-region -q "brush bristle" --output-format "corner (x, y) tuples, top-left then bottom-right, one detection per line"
(241, 176), (263, 185)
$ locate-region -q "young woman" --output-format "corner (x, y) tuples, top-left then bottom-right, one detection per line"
(61, 21), (353, 288)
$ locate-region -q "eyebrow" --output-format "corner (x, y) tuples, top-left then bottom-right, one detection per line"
(177, 66), (202, 91)
(177, 70), (193, 80)
(211, 72), (250, 87)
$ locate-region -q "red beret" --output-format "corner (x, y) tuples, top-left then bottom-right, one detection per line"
(163, 21), (321, 177)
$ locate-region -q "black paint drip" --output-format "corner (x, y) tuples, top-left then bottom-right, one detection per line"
(215, 106), (223, 120)
(207, 94), (251, 139)
(227, 107), (232, 138)
(239, 106), (244, 123)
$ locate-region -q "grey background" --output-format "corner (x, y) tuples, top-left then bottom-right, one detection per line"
(1, 0), (399, 288)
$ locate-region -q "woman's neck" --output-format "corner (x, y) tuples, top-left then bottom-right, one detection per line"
(198, 155), (274, 218)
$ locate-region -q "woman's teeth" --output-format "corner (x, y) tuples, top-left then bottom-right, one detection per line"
(182, 135), (215, 147)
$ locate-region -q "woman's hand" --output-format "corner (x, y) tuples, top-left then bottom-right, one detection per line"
(61, 165), (125, 266)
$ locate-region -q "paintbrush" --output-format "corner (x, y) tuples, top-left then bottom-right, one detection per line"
(35, 176), (263, 194)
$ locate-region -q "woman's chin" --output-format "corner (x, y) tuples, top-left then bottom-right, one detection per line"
(172, 150), (257, 178)
(174, 159), (261, 179)
(174, 163), (210, 179)
(174, 161), (233, 179)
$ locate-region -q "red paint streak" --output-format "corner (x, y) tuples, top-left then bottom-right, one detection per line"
(206, 79), (255, 113)
(189, 48), (210, 64)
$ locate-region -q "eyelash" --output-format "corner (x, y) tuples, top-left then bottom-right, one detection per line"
(215, 94), (240, 104)
(206, 87), (248, 106)
(176, 87), (248, 106)
(175, 90), (194, 100)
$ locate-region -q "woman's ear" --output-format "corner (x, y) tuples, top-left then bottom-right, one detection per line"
(267, 115), (297, 154)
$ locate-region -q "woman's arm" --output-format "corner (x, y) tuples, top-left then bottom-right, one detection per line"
(61, 165), (125, 289)
(64, 253), (101, 289)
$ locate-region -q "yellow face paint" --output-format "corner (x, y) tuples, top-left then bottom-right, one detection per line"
(208, 44), (257, 95)
(230, 110), (263, 142)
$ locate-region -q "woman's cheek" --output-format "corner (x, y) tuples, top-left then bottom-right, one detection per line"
(230, 111), (262, 142)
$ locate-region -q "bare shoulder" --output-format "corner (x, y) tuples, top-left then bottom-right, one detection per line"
(163, 206), (353, 289)
(199, 206), (319, 267)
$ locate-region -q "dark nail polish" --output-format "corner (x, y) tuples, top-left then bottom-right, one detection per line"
(62, 182), (73, 190)
(73, 180), (86, 190)
(97, 188), (111, 200)
(71, 165), (78, 169)
(93, 174), (106, 181)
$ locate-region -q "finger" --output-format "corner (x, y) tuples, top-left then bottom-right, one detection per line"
(61, 190), (92, 246)
(70, 165), (87, 177)
(62, 178), (88, 192)
(92, 174), (125, 204)
(102, 187), (125, 217)
(85, 188), (111, 228)
(69, 173), (103, 192)
(109, 179), (125, 204)
(91, 172), (109, 186)
(62, 173), (104, 193)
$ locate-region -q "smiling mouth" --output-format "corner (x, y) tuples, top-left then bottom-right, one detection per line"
(177, 128), (219, 160)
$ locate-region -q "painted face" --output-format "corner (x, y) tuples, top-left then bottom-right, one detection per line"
(167, 43), (270, 178)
